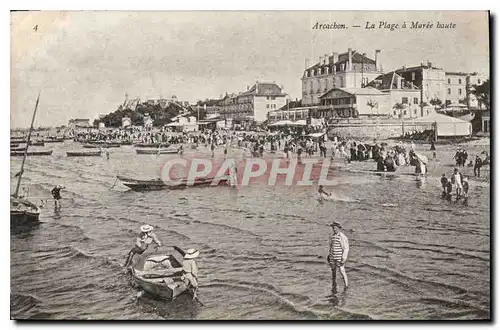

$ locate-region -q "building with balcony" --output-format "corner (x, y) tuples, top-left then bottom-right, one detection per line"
(219, 82), (287, 124)
(301, 48), (384, 106)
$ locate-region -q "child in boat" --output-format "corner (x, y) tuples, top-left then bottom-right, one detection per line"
(124, 225), (162, 268)
(173, 246), (200, 299)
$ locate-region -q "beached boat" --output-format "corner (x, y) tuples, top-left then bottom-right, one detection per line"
(44, 137), (65, 143)
(10, 143), (19, 148)
(120, 141), (133, 146)
(29, 141), (45, 146)
(11, 146), (27, 152)
(117, 175), (230, 191)
(135, 148), (179, 155)
(67, 150), (102, 157)
(131, 253), (188, 300)
(134, 143), (169, 148)
(11, 150), (53, 156)
(82, 142), (121, 148)
(11, 139), (27, 144)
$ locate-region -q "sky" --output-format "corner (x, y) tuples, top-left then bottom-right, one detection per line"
(11, 11), (490, 128)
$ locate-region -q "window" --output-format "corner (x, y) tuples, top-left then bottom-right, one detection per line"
(413, 97), (419, 105)
(393, 111), (397, 116)
(458, 88), (462, 95)
(458, 79), (462, 84)
(403, 110), (407, 115)
(448, 88), (451, 95)
(402, 97), (408, 104)
(271, 96), (276, 100)
(478, 79), (481, 84)
(266, 96), (270, 100)
(448, 78), (451, 84)
(414, 109), (417, 114)
(266, 104), (270, 109)
(412, 72), (416, 81)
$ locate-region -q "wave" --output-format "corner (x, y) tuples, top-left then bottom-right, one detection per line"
(202, 279), (374, 320)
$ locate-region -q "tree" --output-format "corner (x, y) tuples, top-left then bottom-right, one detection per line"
(470, 79), (490, 109)
(366, 99), (378, 116)
(393, 102), (405, 119)
(429, 98), (443, 111)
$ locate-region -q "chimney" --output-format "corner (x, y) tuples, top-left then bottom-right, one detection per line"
(305, 58), (310, 70)
(348, 48), (353, 71)
(324, 54), (328, 65)
(319, 56), (323, 65)
(255, 82), (259, 94)
(247, 85), (249, 91)
(375, 50), (381, 71)
(332, 52), (339, 63)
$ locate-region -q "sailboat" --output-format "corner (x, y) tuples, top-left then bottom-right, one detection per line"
(11, 92), (42, 227)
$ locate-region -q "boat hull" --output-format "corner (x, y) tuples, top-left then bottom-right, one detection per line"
(11, 197), (40, 228)
(67, 151), (102, 157)
(11, 150), (53, 156)
(118, 175), (230, 191)
(135, 149), (178, 155)
(131, 254), (188, 301)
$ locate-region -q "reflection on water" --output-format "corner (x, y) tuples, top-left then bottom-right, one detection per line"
(10, 141), (490, 320)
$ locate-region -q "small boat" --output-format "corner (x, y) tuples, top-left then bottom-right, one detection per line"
(11, 150), (53, 156)
(11, 196), (41, 227)
(67, 150), (102, 157)
(11, 146), (27, 152)
(29, 141), (45, 146)
(135, 148), (179, 155)
(117, 175), (230, 191)
(83, 143), (121, 148)
(120, 141), (133, 146)
(10, 143), (19, 148)
(11, 92), (43, 228)
(131, 253), (188, 300)
(133, 143), (170, 148)
(44, 137), (65, 143)
(11, 139), (27, 144)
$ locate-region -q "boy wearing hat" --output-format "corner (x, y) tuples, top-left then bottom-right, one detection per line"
(51, 185), (65, 209)
(327, 222), (349, 291)
(173, 246), (200, 299)
(124, 225), (162, 268)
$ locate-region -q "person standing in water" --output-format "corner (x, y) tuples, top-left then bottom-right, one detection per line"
(173, 246), (200, 300)
(451, 168), (464, 200)
(462, 176), (469, 206)
(327, 222), (349, 292)
(124, 225), (162, 268)
(51, 185), (65, 209)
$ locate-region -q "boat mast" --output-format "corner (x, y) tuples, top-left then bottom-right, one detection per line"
(14, 92), (40, 198)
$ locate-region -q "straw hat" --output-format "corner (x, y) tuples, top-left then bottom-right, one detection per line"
(329, 221), (342, 229)
(184, 248), (200, 259)
(140, 225), (153, 233)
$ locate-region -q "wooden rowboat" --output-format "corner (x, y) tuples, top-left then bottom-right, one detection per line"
(29, 141), (45, 146)
(11, 146), (27, 152)
(67, 151), (102, 157)
(133, 143), (170, 148)
(83, 143), (121, 148)
(135, 148), (178, 155)
(44, 138), (65, 143)
(11, 150), (53, 156)
(117, 175), (230, 191)
(131, 252), (188, 300)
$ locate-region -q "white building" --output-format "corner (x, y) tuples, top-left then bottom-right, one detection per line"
(219, 82), (287, 123)
(301, 48), (384, 106)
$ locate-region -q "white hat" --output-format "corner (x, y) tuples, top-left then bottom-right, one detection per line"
(184, 248), (200, 259)
(140, 225), (153, 233)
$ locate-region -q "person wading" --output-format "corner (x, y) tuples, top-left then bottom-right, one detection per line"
(51, 185), (65, 209)
(124, 225), (162, 268)
(173, 246), (200, 300)
(327, 222), (349, 292)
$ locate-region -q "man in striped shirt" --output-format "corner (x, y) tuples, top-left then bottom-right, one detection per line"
(327, 222), (349, 291)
